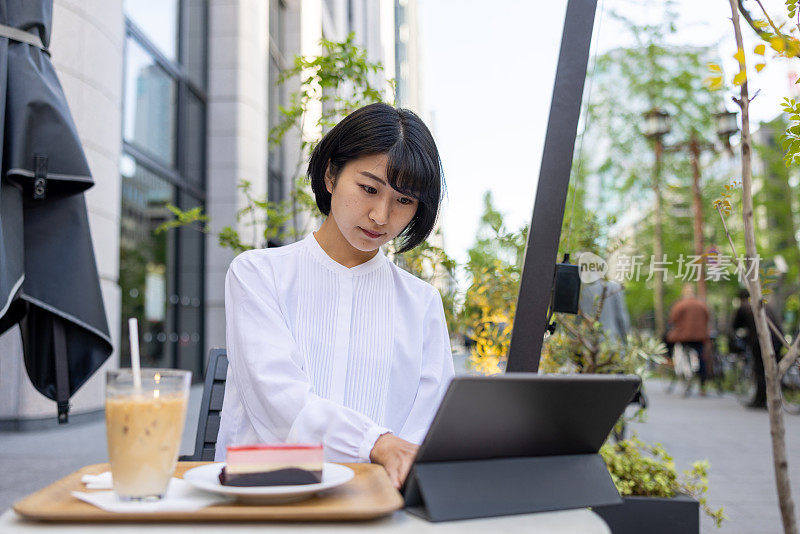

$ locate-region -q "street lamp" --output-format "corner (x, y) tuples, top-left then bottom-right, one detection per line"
(642, 108), (670, 337)
(688, 109), (739, 300)
(714, 109), (739, 153)
(640, 107), (739, 320)
(643, 108), (672, 140)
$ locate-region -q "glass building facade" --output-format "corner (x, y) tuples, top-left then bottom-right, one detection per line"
(268, 0), (286, 210)
(268, 0), (289, 247)
(120, 0), (208, 378)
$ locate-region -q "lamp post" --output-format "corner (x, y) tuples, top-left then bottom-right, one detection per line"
(689, 132), (707, 300)
(641, 109), (738, 329)
(688, 110), (739, 301)
(642, 108), (671, 338)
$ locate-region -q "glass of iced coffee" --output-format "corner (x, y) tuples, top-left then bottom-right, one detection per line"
(105, 369), (191, 501)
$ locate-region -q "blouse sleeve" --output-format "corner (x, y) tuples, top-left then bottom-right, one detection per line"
(398, 288), (456, 444)
(225, 253), (390, 462)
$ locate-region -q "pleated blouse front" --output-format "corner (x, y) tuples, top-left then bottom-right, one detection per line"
(216, 233), (455, 462)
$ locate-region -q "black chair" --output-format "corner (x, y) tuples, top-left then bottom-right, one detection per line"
(180, 348), (228, 461)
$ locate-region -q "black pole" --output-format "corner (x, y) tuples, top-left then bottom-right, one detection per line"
(53, 316), (70, 424)
(506, 0), (599, 372)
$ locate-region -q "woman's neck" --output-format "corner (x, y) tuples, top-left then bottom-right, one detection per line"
(314, 217), (379, 268)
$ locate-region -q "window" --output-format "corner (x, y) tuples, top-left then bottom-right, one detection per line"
(269, 0), (288, 221)
(182, 0), (208, 89)
(124, 0), (179, 60)
(124, 37), (177, 165)
(121, 0), (208, 378)
(119, 156), (175, 368)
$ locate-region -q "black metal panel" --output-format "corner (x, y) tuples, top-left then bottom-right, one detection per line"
(506, 0), (599, 373)
(209, 382), (226, 411)
(204, 413), (220, 443)
(180, 348), (228, 461)
(214, 357), (228, 380)
(404, 454), (621, 522)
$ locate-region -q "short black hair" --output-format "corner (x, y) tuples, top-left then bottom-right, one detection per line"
(738, 287), (750, 300)
(307, 102), (445, 253)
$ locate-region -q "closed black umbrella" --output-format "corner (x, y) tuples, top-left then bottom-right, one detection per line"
(0, 0), (112, 423)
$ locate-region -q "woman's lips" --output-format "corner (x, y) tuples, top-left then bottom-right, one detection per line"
(360, 227), (384, 239)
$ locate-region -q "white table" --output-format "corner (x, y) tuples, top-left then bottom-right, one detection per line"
(1, 508), (611, 533)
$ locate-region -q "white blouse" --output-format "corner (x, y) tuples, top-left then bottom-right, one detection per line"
(215, 232), (455, 462)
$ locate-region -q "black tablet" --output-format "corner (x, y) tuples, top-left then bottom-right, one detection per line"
(404, 373), (641, 489)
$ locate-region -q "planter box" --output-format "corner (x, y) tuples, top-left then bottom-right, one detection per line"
(593, 494), (699, 534)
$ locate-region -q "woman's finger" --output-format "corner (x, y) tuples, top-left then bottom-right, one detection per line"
(391, 469), (401, 489)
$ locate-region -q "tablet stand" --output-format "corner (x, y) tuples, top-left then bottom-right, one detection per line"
(403, 453), (622, 522)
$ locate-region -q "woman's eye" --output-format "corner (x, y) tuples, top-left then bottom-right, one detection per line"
(398, 197), (414, 205)
(361, 185), (378, 194)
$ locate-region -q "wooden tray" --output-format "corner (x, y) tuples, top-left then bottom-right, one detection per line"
(13, 462), (403, 522)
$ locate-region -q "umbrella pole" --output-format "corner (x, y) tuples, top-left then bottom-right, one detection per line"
(53, 317), (70, 424)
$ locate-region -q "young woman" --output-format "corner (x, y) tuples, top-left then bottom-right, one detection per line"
(216, 103), (455, 489)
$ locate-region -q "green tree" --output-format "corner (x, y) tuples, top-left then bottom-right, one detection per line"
(753, 117), (800, 325)
(460, 192), (527, 374)
(709, 2), (800, 530)
(579, 11), (727, 332)
(558, 150), (608, 260)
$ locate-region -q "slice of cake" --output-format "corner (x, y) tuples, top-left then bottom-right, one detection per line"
(219, 444), (324, 486)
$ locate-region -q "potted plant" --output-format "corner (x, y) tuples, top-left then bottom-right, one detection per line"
(538, 299), (725, 532)
(594, 436), (725, 533)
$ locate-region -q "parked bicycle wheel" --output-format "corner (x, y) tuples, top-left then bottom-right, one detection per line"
(731, 349), (764, 407)
(671, 343), (697, 396)
(782, 361), (800, 415)
(708, 335), (726, 396)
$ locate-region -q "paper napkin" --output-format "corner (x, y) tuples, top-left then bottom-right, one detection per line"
(74, 472), (231, 513)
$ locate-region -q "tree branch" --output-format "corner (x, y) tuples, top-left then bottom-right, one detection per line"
(729, 0), (798, 530)
(768, 318), (792, 351)
(739, 0), (800, 59)
(778, 338), (800, 377)
(754, 0), (781, 36)
(716, 204), (742, 264)
(559, 319), (597, 354)
(593, 284), (608, 323)
(738, 0), (772, 40)
(595, 352), (617, 370)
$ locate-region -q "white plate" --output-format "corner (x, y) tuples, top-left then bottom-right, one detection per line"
(182, 462), (355, 504)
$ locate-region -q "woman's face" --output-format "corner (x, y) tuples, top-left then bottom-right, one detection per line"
(326, 153), (419, 252)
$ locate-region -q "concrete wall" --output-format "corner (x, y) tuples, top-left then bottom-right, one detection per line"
(0, 0), (124, 420)
(204, 0), (271, 355)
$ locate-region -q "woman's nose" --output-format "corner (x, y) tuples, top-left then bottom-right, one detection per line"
(369, 199), (391, 225)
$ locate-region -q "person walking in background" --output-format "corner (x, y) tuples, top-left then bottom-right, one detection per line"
(731, 288), (784, 408)
(578, 278), (631, 344)
(667, 284), (710, 395)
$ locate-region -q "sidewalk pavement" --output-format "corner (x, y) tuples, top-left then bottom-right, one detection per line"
(630, 380), (800, 534)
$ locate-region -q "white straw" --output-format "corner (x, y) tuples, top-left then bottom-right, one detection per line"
(128, 317), (142, 392)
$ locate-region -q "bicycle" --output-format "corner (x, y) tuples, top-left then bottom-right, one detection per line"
(705, 334), (728, 396)
(726, 337), (764, 408)
(665, 342), (700, 396)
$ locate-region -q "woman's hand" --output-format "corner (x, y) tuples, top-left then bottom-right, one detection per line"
(369, 433), (419, 490)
